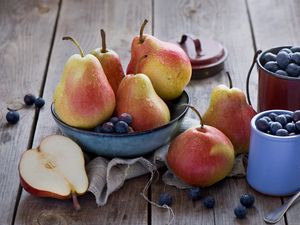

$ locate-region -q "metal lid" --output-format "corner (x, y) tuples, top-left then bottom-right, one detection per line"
(175, 34), (228, 79)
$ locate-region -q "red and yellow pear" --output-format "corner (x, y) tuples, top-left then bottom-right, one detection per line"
(91, 29), (124, 95)
(167, 105), (235, 187)
(127, 19), (192, 101)
(53, 36), (115, 129)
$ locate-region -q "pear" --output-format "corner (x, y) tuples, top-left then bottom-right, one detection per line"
(127, 20), (192, 101)
(202, 72), (257, 154)
(91, 29), (124, 95)
(167, 105), (235, 187)
(116, 73), (170, 131)
(54, 36), (115, 129)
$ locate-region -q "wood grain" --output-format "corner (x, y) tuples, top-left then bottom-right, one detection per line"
(0, 0), (59, 224)
(14, 0), (151, 224)
(248, 1), (300, 225)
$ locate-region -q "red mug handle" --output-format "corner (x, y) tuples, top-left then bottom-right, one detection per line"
(246, 50), (262, 106)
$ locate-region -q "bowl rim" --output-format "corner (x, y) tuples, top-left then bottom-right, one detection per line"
(51, 90), (190, 137)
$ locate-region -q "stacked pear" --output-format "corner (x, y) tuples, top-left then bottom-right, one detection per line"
(53, 36), (116, 129)
(116, 73), (170, 131)
(127, 20), (192, 101)
(202, 73), (257, 154)
(92, 29), (124, 95)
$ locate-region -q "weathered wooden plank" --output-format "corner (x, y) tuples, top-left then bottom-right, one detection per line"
(0, 1), (59, 224)
(248, 1), (300, 224)
(14, 0), (151, 224)
(152, 0), (284, 224)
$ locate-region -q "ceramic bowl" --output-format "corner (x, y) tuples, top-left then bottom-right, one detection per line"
(247, 109), (300, 196)
(51, 91), (190, 158)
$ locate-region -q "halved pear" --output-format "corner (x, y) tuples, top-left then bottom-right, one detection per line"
(19, 135), (89, 210)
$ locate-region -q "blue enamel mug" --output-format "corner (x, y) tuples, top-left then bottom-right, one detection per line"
(247, 110), (300, 196)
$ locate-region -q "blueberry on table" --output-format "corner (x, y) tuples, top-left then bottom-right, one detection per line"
(275, 70), (288, 76)
(115, 121), (129, 134)
(276, 129), (289, 136)
(118, 113), (133, 125)
(34, 97), (45, 108)
(292, 110), (300, 122)
(286, 63), (300, 77)
(280, 48), (293, 54)
(234, 206), (247, 219)
(295, 121), (300, 133)
(255, 118), (270, 132)
(270, 122), (282, 134)
(6, 111), (20, 124)
(187, 188), (202, 201)
(109, 116), (119, 124)
(291, 52), (300, 65)
(100, 122), (114, 133)
(285, 122), (296, 133)
(268, 112), (278, 121)
(240, 194), (255, 208)
(276, 51), (291, 69)
(24, 94), (36, 106)
(291, 46), (300, 53)
(203, 196), (215, 209)
(158, 192), (172, 206)
(262, 52), (277, 62)
(264, 61), (279, 72)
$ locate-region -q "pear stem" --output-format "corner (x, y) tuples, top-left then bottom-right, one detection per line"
(139, 19), (148, 44)
(100, 29), (108, 53)
(181, 104), (204, 128)
(72, 192), (81, 211)
(134, 55), (148, 74)
(62, 36), (85, 57)
(226, 72), (233, 88)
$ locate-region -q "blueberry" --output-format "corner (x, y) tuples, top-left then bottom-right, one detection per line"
(255, 118), (269, 132)
(240, 194), (255, 208)
(203, 196), (215, 209)
(280, 48), (293, 54)
(109, 117), (119, 124)
(291, 52), (300, 65)
(115, 121), (129, 134)
(276, 51), (291, 69)
(100, 122), (114, 133)
(270, 122), (282, 134)
(158, 192), (172, 206)
(284, 114), (293, 123)
(276, 129), (289, 136)
(6, 111), (20, 124)
(264, 61), (279, 72)
(275, 115), (287, 126)
(285, 123), (296, 133)
(286, 63), (300, 77)
(24, 94), (36, 106)
(292, 110), (300, 122)
(234, 206), (247, 219)
(262, 116), (271, 122)
(118, 113), (133, 125)
(262, 52), (277, 62)
(275, 70), (288, 76)
(295, 121), (300, 133)
(291, 46), (300, 53)
(34, 97), (45, 108)
(187, 188), (202, 201)
(268, 112), (278, 121)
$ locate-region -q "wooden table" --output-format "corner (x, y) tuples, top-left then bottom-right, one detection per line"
(1, 0), (300, 224)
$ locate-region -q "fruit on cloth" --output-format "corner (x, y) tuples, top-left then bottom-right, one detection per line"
(91, 29), (124, 95)
(167, 105), (234, 187)
(127, 19), (191, 100)
(202, 72), (256, 154)
(18, 135), (89, 210)
(53, 36), (115, 129)
(116, 73), (170, 131)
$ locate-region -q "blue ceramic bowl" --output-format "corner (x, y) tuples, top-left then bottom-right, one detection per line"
(247, 110), (300, 196)
(51, 91), (189, 158)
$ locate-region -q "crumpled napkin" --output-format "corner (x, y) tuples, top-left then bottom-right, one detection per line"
(86, 118), (246, 206)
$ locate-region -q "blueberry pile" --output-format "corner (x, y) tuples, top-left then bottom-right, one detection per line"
(234, 193), (255, 219)
(262, 46), (300, 77)
(94, 113), (134, 134)
(255, 110), (300, 136)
